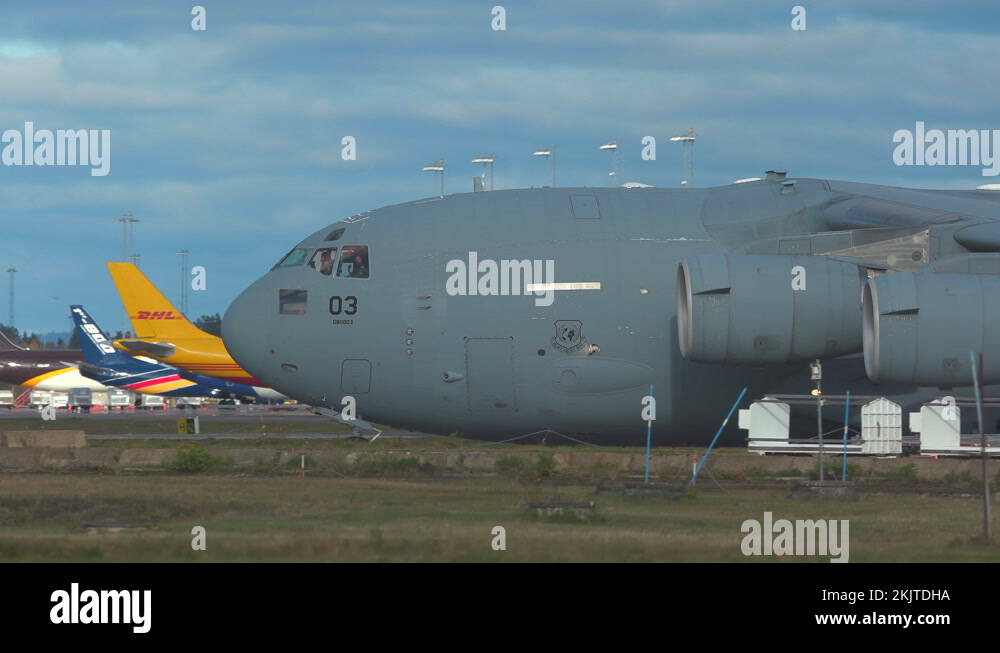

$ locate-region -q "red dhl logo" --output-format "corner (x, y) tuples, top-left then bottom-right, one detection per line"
(132, 311), (180, 320)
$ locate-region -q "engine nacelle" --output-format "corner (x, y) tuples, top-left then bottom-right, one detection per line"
(863, 271), (1000, 385)
(677, 253), (864, 364)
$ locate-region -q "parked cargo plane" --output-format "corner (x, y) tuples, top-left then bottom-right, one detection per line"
(0, 330), (107, 392)
(106, 262), (285, 400)
(222, 175), (1000, 444)
(70, 305), (261, 401)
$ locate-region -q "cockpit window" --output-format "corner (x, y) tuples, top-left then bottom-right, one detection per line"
(337, 245), (370, 279)
(274, 248), (310, 269)
(279, 289), (307, 315)
(307, 247), (337, 276)
(325, 228), (346, 242)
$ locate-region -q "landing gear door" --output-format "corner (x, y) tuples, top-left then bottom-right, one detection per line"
(465, 337), (516, 412)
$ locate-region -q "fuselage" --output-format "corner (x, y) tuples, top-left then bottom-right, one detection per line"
(0, 349), (108, 392)
(115, 336), (273, 388)
(222, 180), (1000, 444)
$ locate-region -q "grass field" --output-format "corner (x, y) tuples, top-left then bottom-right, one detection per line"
(1, 415), (746, 457)
(4, 414), (999, 562)
(0, 415), (356, 437)
(1, 473), (998, 562)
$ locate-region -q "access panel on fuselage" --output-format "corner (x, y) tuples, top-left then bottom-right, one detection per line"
(464, 337), (516, 412)
(341, 358), (372, 394)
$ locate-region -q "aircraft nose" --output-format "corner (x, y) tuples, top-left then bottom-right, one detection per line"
(222, 278), (271, 381)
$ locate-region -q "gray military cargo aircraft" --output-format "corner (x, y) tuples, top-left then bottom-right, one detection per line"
(222, 172), (1000, 444)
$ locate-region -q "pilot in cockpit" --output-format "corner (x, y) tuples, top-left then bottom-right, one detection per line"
(350, 254), (368, 278)
(307, 248), (336, 276)
(319, 249), (334, 276)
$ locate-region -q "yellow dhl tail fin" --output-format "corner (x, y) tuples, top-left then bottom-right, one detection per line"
(106, 262), (211, 340)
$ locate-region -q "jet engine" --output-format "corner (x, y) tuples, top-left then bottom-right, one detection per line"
(677, 253), (865, 365)
(863, 269), (1000, 385)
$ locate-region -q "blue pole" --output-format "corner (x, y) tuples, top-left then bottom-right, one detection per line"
(688, 387), (747, 488)
(841, 391), (851, 481)
(644, 384), (653, 484)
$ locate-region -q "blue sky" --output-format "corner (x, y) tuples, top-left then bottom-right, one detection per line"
(2, 0), (999, 334)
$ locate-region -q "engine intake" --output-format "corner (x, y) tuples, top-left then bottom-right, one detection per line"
(677, 253), (864, 365)
(863, 270), (1000, 385)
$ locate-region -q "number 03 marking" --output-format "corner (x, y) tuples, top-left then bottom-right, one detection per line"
(329, 296), (358, 315)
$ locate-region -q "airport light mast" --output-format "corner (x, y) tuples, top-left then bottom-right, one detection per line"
(6, 267), (15, 330)
(114, 211), (140, 263)
(177, 250), (190, 315)
(970, 352), (992, 542)
(811, 359), (824, 482)
(471, 153), (495, 191)
(533, 146), (555, 187)
(422, 159), (446, 196)
(114, 212), (140, 335)
(600, 140), (623, 185)
(669, 127), (697, 187)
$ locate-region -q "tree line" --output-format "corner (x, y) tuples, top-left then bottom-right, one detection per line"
(0, 313), (222, 349)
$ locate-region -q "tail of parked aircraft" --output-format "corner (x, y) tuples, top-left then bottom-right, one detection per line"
(0, 330), (23, 352)
(69, 305), (137, 368)
(104, 261), (280, 395)
(106, 262), (209, 340)
(70, 304), (259, 399)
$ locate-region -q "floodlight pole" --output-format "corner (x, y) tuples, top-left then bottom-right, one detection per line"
(177, 250), (190, 315)
(644, 384), (654, 484)
(971, 351), (992, 542)
(471, 154), (496, 191)
(600, 141), (622, 184)
(670, 128), (697, 187)
(6, 267), (15, 329)
(533, 147), (555, 187)
(817, 384), (823, 481)
(812, 359), (824, 483)
(841, 391), (851, 481)
(422, 159), (446, 197)
(114, 211), (139, 263)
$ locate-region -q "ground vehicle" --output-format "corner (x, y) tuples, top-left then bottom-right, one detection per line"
(29, 390), (52, 407)
(108, 389), (133, 411)
(0, 389), (13, 409)
(50, 392), (69, 409)
(67, 387), (93, 412)
(137, 394), (165, 410)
